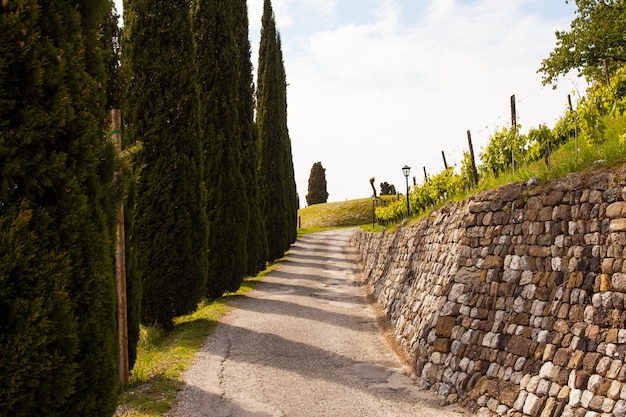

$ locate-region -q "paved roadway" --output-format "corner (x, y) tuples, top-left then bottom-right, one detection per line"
(168, 229), (468, 417)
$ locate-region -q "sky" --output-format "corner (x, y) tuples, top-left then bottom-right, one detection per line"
(116, 0), (584, 206)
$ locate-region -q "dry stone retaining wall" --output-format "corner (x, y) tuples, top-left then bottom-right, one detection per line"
(351, 168), (626, 417)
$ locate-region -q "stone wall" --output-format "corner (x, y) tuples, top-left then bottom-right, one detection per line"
(351, 169), (626, 417)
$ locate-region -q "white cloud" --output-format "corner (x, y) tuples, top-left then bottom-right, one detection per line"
(269, 0), (580, 204)
(121, 0), (582, 205)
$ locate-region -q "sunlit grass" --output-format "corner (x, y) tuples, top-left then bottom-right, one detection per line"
(114, 275), (266, 417)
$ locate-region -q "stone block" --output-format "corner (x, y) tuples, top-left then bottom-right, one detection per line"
(598, 377), (613, 397)
(543, 344), (557, 362)
(530, 245), (552, 257)
(483, 255), (503, 269)
(574, 370), (591, 389)
(583, 354), (602, 374)
(614, 399), (626, 416)
(433, 337), (452, 353)
(422, 363), (444, 382)
(587, 395), (613, 412)
(435, 316), (456, 337)
(610, 218), (626, 233)
(587, 374), (602, 393)
(544, 191), (565, 206)
(569, 388), (582, 407)
(558, 385), (571, 401)
(523, 392), (545, 417)
(540, 362), (555, 379)
(554, 348), (573, 367)
(554, 205), (572, 221)
(612, 273), (626, 292)
(580, 389), (594, 408)
(539, 397), (557, 417)
(507, 335), (532, 357)
(500, 383), (521, 407)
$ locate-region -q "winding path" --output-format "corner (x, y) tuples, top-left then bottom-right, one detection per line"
(167, 229), (467, 417)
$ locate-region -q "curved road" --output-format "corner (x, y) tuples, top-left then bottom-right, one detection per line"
(168, 229), (467, 417)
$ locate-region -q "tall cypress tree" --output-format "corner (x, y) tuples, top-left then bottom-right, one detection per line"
(0, 0), (119, 415)
(124, 0), (208, 330)
(276, 33), (298, 247)
(234, 0), (267, 276)
(257, 0), (298, 261)
(194, 0), (249, 298)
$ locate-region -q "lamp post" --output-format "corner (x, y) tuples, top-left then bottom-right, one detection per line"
(371, 195), (376, 228)
(402, 165), (411, 217)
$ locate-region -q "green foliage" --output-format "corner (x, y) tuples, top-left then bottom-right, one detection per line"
(525, 124), (555, 164)
(0, 203), (77, 417)
(306, 162), (329, 205)
(539, 0), (626, 85)
(575, 65), (626, 148)
(1, 0), (120, 415)
(459, 151), (478, 189)
(257, 0), (298, 261)
(375, 168), (464, 223)
(124, 0), (209, 330)
(194, 0), (249, 298)
(233, 0), (269, 277)
(479, 125), (525, 177)
(379, 182), (396, 195)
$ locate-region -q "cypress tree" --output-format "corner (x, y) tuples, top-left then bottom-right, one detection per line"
(124, 0), (208, 330)
(194, 0), (249, 298)
(1, 0), (119, 415)
(306, 162), (329, 205)
(278, 32), (298, 247)
(234, 0), (268, 276)
(257, 0), (298, 261)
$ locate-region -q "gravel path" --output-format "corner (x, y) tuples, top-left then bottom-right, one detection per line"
(167, 229), (469, 417)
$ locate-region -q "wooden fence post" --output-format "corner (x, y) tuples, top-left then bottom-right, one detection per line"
(510, 94), (517, 174)
(112, 109), (129, 385)
(467, 130), (479, 186)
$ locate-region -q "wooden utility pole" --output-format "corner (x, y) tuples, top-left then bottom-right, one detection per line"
(112, 109), (129, 385)
(467, 130), (479, 186)
(510, 94), (517, 174)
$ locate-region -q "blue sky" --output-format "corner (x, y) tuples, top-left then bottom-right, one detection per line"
(117, 0), (583, 205)
(247, 0), (583, 205)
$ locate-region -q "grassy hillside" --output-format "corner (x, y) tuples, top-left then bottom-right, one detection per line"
(297, 195), (401, 230)
(298, 198), (372, 229)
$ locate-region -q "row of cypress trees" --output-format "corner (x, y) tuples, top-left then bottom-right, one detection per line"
(1, 0), (120, 416)
(122, 0), (297, 330)
(1, 0), (296, 414)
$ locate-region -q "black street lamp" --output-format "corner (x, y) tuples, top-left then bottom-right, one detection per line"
(402, 165), (411, 216)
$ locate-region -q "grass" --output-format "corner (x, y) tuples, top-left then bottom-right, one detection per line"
(479, 115), (626, 191)
(298, 195), (397, 229)
(298, 198), (371, 228)
(114, 270), (275, 417)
